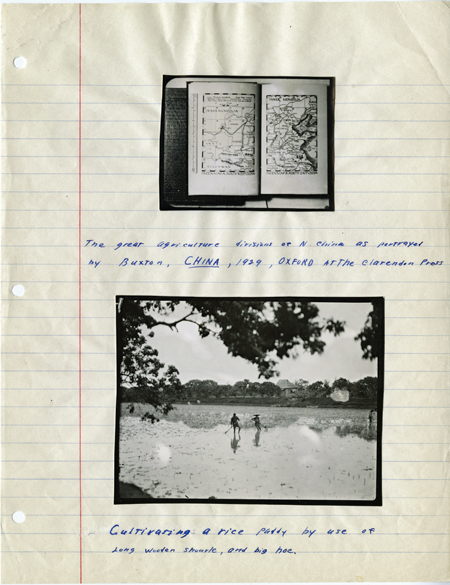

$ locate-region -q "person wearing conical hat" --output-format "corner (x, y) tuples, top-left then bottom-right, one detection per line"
(251, 414), (262, 431)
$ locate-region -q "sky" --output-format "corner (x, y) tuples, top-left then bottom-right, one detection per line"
(145, 301), (378, 385)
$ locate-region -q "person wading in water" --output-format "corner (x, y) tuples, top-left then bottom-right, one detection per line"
(251, 414), (262, 431)
(230, 413), (241, 435)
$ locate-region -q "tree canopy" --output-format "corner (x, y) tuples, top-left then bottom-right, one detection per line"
(354, 308), (382, 361)
(117, 298), (379, 414)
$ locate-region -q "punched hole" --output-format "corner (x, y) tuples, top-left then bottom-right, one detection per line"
(12, 284), (25, 297)
(13, 56), (27, 69)
(12, 511), (25, 523)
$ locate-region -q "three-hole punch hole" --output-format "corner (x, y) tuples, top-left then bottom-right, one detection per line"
(12, 511), (26, 524)
(13, 56), (27, 69)
(12, 284), (25, 297)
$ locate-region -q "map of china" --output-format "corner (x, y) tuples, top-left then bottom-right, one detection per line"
(266, 94), (318, 175)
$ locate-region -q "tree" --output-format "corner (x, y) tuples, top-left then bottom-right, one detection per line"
(182, 379), (203, 400)
(260, 381), (281, 397)
(351, 376), (378, 400)
(294, 378), (309, 392)
(119, 332), (181, 414)
(306, 380), (331, 399)
(332, 377), (351, 390)
(233, 379), (250, 396)
(117, 298), (346, 414)
(355, 306), (382, 361)
(117, 298), (182, 415)
(217, 384), (232, 398)
(200, 380), (219, 398)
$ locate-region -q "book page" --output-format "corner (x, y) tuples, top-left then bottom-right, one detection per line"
(261, 82), (329, 195)
(188, 81), (260, 195)
(1, 2), (449, 584)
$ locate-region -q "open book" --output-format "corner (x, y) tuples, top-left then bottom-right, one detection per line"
(188, 79), (330, 196)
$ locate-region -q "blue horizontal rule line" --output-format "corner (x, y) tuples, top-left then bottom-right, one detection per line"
(337, 83), (450, 86)
(1, 351), (114, 355)
(4, 119), (450, 123)
(2, 83), (163, 87)
(1, 210), (448, 214)
(2, 532), (79, 536)
(336, 191), (443, 193)
(1, 531), (450, 536)
(1, 405), (115, 408)
(8, 100), (449, 105)
(2, 155), (156, 158)
(2, 370), (114, 373)
(2, 191), (157, 194)
(0, 552), (82, 555)
(3, 423), (449, 429)
(334, 138), (450, 140)
(3, 512), (450, 517)
(1, 551), (448, 555)
(2, 424), (115, 427)
(2, 280), (450, 285)
(3, 173), (157, 176)
(6, 298), (447, 302)
(337, 102), (450, 105)
(3, 137), (449, 141)
(6, 387), (108, 390)
(3, 389), (447, 395)
(336, 155), (450, 158)
(20, 403), (450, 409)
(3, 120), (159, 123)
(336, 120), (450, 123)
(2, 478), (449, 481)
(3, 442), (113, 445)
(2, 102), (161, 105)
(2, 154), (449, 158)
(4, 405), (450, 411)
(3, 459), (449, 464)
(3, 207), (450, 212)
(3, 460), (113, 463)
(335, 173), (449, 175)
(3, 509), (450, 519)
(2, 226), (449, 230)
(2, 495), (444, 500)
(2, 137), (158, 141)
(4, 82), (449, 86)
(1, 334), (115, 337)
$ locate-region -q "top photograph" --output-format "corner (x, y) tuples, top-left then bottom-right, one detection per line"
(160, 75), (335, 211)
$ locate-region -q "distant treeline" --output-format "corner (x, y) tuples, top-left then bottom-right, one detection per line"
(120, 376), (378, 408)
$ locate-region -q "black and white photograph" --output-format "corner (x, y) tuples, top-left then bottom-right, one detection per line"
(115, 297), (383, 505)
(160, 76), (335, 211)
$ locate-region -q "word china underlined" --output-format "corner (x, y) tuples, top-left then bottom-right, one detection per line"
(1, 3), (449, 585)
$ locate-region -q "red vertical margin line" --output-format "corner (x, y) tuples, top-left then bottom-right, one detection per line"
(78, 3), (83, 584)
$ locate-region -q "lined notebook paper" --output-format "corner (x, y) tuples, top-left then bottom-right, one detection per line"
(2, 2), (449, 583)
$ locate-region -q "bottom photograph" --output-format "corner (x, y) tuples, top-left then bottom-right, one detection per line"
(114, 296), (384, 505)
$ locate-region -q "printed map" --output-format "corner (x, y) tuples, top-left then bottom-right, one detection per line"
(201, 93), (256, 175)
(265, 94), (317, 175)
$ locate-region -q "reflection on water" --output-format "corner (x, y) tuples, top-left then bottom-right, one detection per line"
(119, 404), (378, 501)
(230, 435), (241, 453)
(334, 422), (377, 442)
(253, 429), (261, 447)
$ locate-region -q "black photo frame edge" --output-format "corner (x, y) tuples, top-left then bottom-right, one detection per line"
(114, 295), (384, 507)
